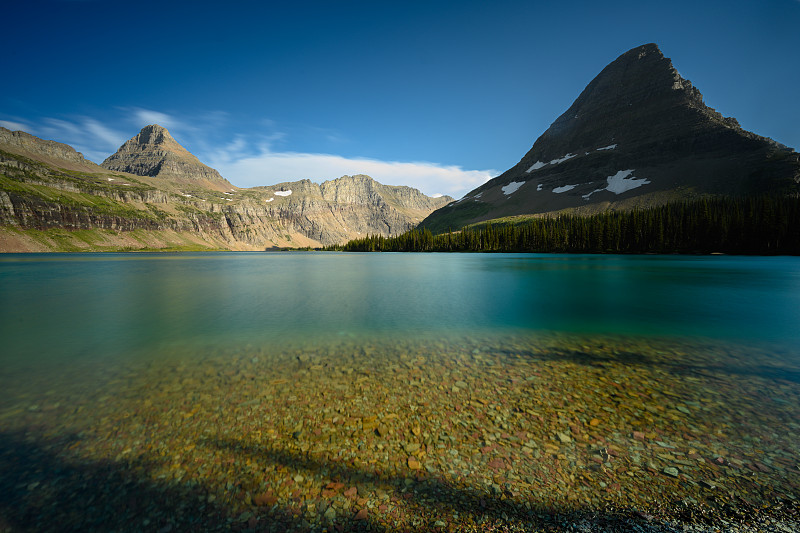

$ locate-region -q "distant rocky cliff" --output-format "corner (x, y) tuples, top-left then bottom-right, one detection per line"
(0, 127), (94, 168)
(0, 126), (451, 251)
(241, 174), (452, 244)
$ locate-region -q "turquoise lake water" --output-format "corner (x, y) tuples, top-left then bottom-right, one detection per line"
(1, 252), (799, 365)
(1, 252), (799, 531)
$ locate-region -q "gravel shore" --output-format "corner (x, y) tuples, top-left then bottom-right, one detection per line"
(1, 333), (798, 531)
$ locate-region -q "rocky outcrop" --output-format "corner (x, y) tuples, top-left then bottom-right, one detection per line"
(0, 127), (95, 169)
(420, 43), (800, 233)
(1, 128), (452, 250)
(101, 124), (232, 190)
(225, 175), (453, 245)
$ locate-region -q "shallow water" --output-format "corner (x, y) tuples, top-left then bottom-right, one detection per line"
(2, 252), (799, 361)
(0, 252), (798, 531)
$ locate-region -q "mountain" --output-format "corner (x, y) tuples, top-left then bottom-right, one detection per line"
(0, 126), (451, 252)
(0, 127), (101, 171)
(243, 174), (453, 244)
(101, 124), (233, 191)
(420, 43), (800, 233)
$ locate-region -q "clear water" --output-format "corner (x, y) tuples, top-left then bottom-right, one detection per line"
(2, 252), (799, 364)
(1, 252), (799, 531)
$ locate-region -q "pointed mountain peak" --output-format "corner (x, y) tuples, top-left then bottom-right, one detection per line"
(101, 125), (231, 189)
(512, 42), (751, 170)
(546, 44), (694, 132)
(120, 124), (193, 159)
(134, 124), (175, 145)
(619, 42), (664, 60)
(418, 43), (799, 232)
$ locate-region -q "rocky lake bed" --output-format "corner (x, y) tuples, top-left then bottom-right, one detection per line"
(2, 332), (798, 532)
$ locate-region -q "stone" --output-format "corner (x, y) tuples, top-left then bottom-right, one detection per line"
(663, 467), (680, 478)
(253, 492), (277, 506)
(403, 442), (420, 453)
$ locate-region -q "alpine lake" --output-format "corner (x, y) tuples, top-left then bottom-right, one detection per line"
(1, 252), (798, 532)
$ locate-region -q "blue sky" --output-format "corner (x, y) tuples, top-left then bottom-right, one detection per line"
(3, 0), (798, 198)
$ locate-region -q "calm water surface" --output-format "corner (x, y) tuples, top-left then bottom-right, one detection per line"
(1, 252), (799, 365)
(1, 252), (799, 531)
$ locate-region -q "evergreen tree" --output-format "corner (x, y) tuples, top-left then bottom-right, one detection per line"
(323, 196), (800, 255)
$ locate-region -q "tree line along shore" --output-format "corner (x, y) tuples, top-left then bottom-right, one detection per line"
(326, 196), (800, 255)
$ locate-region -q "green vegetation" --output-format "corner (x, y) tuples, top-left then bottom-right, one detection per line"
(0, 149), (155, 196)
(419, 199), (491, 234)
(20, 228), (106, 252)
(144, 204), (172, 221)
(0, 151), (235, 251)
(2, 226), (226, 252)
(175, 203), (225, 222)
(0, 174), (160, 221)
(327, 196), (800, 255)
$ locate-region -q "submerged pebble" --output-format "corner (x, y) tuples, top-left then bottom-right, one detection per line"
(1, 332), (798, 532)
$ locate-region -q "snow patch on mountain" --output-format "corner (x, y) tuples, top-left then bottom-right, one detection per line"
(582, 170), (650, 200)
(526, 161), (546, 173)
(526, 153), (577, 173)
(553, 184), (578, 193)
(502, 181), (525, 195)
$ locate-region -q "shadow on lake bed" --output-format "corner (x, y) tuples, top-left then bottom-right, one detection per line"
(1, 334), (799, 532)
(2, 429), (796, 533)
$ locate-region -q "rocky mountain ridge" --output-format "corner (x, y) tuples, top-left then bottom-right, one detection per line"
(0, 126), (451, 251)
(420, 43), (800, 233)
(0, 127), (96, 170)
(101, 124), (233, 192)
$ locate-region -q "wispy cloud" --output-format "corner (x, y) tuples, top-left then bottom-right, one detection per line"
(123, 107), (232, 135)
(0, 119), (32, 132)
(10, 112), (496, 198)
(84, 118), (127, 149)
(210, 148), (495, 198)
(36, 117), (128, 163)
(27, 109), (205, 163)
(131, 108), (180, 129)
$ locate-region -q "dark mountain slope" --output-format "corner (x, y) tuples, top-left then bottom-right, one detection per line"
(421, 43), (799, 233)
